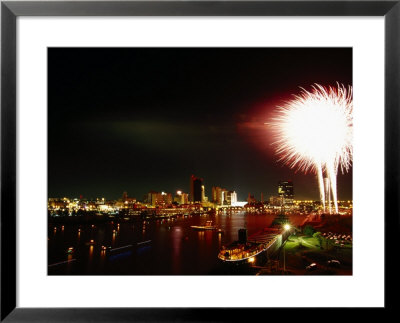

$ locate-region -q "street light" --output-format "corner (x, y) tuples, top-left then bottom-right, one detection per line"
(282, 223), (291, 273)
(283, 240), (286, 273)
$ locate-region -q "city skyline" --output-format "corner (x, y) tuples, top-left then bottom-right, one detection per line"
(47, 175), (353, 206)
(49, 48), (352, 201)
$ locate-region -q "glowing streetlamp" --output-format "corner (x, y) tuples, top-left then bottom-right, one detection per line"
(282, 223), (291, 273)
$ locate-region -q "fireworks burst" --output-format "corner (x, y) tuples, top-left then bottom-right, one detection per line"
(269, 84), (353, 213)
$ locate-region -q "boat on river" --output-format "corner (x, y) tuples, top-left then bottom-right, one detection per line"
(218, 227), (284, 264)
(218, 241), (267, 263)
(190, 220), (217, 231)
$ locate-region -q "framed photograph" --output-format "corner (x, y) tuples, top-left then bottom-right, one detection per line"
(1, 0), (398, 321)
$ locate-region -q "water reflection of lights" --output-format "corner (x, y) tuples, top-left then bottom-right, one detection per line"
(48, 212), (308, 274)
(100, 248), (106, 264)
(205, 230), (212, 246)
(89, 245), (94, 258)
(172, 225), (183, 258)
(67, 254), (76, 271)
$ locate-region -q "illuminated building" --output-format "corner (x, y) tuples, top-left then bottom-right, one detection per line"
(224, 191), (237, 206)
(211, 186), (218, 203)
(269, 196), (282, 207)
(160, 192), (173, 206)
(230, 191), (237, 205)
(147, 191), (172, 207)
(182, 193), (189, 204)
(147, 191), (158, 206)
(190, 175), (203, 203)
(212, 186), (230, 205)
(222, 191), (227, 205)
(48, 198), (68, 210)
(174, 190), (189, 205)
(220, 188), (227, 205)
(278, 181), (294, 206)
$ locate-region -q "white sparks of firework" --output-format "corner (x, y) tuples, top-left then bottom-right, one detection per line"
(269, 84), (353, 213)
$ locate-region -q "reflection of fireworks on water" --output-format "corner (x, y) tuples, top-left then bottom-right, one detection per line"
(269, 84), (353, 213)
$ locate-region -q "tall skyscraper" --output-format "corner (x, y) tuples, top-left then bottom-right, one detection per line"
(211, 186), (236, 205)
(190, 175), (203, 203)
(231, 191), (237, 205)
(226, 191), (237, 206)
(278, 181), (294, 206)
(212, 186), (218, 203)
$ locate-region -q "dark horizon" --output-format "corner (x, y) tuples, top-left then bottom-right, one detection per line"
(48, 48), (352, 201)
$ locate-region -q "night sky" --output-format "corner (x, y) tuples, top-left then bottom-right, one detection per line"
(48, 48), (352, 201)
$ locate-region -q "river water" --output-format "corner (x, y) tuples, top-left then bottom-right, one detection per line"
(48, 212), (306, 275)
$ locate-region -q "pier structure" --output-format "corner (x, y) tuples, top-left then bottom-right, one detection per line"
(218, 226), (293, 262)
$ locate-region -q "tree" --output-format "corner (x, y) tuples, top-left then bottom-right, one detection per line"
(303, 225), (315, 237)
(313, 232), (323, 248)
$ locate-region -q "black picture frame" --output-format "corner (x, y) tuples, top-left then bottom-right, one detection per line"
(1, 0), (398, 321)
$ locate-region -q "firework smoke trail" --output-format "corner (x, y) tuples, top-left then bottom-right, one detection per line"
(269, 84), (353, 214)
(316, 162), (326, 212)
